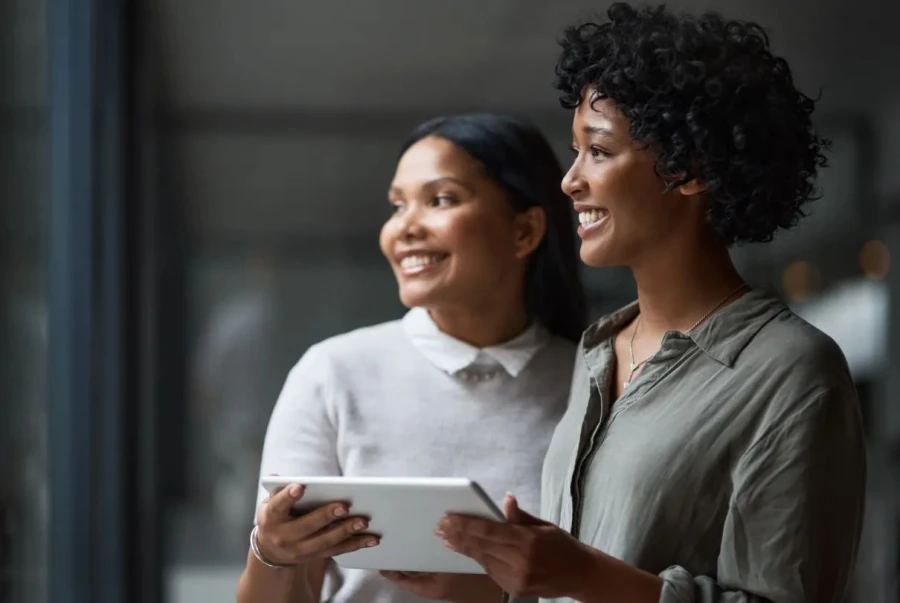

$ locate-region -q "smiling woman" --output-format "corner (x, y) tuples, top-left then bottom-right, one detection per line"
(382, 135), (534, 344)
(236, 113), (586, 603)
(432, 5), (866, 603)
(383, 115), (587, 345)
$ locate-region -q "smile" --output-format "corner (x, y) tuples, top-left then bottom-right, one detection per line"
(576, 208), (610, 235)
(398, 253), (448, 275)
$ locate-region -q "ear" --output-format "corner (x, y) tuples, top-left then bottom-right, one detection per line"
(513, 207), (546, 260)
(677, 177), (707, 197)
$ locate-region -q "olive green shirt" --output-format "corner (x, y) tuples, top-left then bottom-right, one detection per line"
(539, 289), (865, 603)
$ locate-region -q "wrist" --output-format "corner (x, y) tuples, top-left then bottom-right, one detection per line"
(566, 543), (606, 602)
(567, 545), (663, 603)
(251, 525), (296, 569)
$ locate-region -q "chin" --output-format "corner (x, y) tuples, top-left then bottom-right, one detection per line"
(398, 292), (425, 309)
(397, 285), (438, 309)
(579, 243), (620, 268)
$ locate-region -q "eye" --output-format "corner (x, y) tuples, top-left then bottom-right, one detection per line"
(590, 145), (611, 159)
(388, 200), (405, 214)
(431, 194), (456, 208)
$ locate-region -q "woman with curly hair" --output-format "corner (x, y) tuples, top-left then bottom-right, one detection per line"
(401, 4), (866, 603)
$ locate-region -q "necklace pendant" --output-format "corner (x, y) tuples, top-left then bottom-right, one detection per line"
(623, 379), (630, 388)
(629, 361), (637, 372)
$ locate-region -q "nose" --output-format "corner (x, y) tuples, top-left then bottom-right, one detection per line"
(397, 204), (427, 242)
(561, 160), (586, 200)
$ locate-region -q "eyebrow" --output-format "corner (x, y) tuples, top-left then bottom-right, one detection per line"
(582, 125), (614, 137)
(389, 176), (474, 196)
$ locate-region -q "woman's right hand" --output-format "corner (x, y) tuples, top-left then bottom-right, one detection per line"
(255, 483), (380, 566)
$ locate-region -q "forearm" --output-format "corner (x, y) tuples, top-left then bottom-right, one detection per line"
(571, 547), (662, 603)
(237, 550), (326, 603)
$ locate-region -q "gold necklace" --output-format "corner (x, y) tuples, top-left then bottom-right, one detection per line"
(624, 283), (750, 389)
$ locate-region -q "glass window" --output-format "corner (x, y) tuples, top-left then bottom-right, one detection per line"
(0, 0), (49, 601)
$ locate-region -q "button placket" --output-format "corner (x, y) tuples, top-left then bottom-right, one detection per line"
(569, 341), (616, 537)
(569, 379), (607, 537)
(567, 339), (682, 539)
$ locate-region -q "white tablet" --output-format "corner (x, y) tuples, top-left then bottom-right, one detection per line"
(260, 476), (505, 574)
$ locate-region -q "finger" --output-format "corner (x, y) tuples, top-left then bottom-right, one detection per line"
(295, 516), (373, 555)
(503, 494), (547, 526)
(502, 493), (519, 521)
(261, 473), (283, 501)
(444, 538), (520, 592)
(260, 483), (305, 524)
(317, 533), (380, 558)
(443, 532), (522, 566)
(474, 559), (525, 597)
(284, 501), (352, 541)
(475, 548), (520, 576)
(438, 515), (520, 545)
(380, 570), (427, 582)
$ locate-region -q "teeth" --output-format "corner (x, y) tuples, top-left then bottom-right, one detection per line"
(400, 254), (445, 269)
(579, 210), (608, 226)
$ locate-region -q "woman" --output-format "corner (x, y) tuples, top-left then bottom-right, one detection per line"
(236, 113), (587, 603)
(427, 5), (866, 603)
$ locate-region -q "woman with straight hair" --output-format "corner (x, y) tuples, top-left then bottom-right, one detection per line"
(237, 113), (587, 603)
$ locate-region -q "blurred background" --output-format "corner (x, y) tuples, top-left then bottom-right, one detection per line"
(2, 0), (900, 601)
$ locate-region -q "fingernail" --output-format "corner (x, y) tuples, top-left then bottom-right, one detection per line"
(289, 484), (302, 497)
(438, 517), (451, 529)
(353, 520), (366, 531)
(334, 506), (348, 517)
(366, 539), (379, 547)
(434, 528), (445, 538)
(443, 541), (458, 552)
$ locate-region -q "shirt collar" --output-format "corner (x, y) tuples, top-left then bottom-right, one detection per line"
(402, 307), (551, 377)
(583, 288), (788, 370)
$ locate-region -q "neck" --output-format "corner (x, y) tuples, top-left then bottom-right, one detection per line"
(631, 234), (745, 338)
(427, 298), (529, 348)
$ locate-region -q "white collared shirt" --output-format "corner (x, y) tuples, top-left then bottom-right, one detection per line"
(401, 306), (552, 377)
(257, 308), (576, 603)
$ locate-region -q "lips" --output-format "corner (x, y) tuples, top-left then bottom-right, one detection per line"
(573, 203), (610, 236)
(578, 208), (609, 227)
(395, 251), (449, 275)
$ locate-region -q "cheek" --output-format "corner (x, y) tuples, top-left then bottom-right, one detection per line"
(378, 219), (398, 261)
(424, 211), (471, 250)
(595, 166), (663, 229)
(456, 218), (512, 258)
(439, 213), (515, 273)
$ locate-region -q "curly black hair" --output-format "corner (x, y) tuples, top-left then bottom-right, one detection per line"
(554, 2), (829, 245)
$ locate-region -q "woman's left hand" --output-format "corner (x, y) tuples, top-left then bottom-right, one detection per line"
(436, 495), (595, 600)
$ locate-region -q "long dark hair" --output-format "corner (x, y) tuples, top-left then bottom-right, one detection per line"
(399, 113), (587, 343)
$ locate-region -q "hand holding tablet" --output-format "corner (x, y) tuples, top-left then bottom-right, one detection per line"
(253, 481), (379, 568)
(259, 476), (505, 574)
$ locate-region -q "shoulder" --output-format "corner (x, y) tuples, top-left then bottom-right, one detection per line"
(746, 307), (853, 390)
(275, 320), (409, 414)
(298, 319), (409, 375)
(313, 319), (406, 356)
(740, 307), (860, 432)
